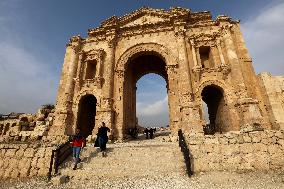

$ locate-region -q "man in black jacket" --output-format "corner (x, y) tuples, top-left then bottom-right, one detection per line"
(96, 122), (110, 157)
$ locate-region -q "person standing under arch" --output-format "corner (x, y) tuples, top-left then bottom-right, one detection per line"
(96, 122), (110, 157)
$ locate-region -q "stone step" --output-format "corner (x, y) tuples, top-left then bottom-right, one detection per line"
(58, 140), (186, 179)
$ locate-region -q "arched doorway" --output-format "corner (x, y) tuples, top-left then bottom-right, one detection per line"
(123, 53), (169, 135)
(201, 85), (229, 134)
(77, 95), (97, 137)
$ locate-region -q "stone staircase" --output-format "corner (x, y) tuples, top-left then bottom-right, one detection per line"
(56, 135), (186, 182)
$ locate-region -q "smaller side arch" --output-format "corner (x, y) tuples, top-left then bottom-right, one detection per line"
(196, 80), (237, 134)
(76, 94), (97, 138)
(195, 79), (232, 104)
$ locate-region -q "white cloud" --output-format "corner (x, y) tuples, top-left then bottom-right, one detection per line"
(136, 96), (169, 127)
(241, 1), (284, 75)
(0, 1), (60, 114)
(0, 42), (59, 114)
(137, 96), (168, 116)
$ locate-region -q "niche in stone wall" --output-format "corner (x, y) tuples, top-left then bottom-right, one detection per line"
(85, 59), (97, 80)
(199, 46), (214, 68)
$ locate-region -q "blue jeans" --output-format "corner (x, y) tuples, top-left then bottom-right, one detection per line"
(98, 136), (107, 151)
(72, 146), (81, 165)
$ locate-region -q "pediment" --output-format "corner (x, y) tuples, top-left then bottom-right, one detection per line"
(121, 13), (170, 28)
(100, 7), (172, 29)
(120, 8), (171, 27)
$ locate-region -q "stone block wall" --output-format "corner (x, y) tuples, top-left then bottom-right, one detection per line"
(0, 143), (53, 179)
(186, 130), (284, 172)
(258, 72), (284, 130)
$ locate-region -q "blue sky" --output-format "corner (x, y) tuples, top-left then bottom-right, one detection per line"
(0, 0), (283, 126)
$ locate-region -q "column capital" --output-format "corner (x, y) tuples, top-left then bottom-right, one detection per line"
(106, 29), (117, 48)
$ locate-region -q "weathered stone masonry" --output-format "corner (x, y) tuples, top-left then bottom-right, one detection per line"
(185, 130), (284, 172)
(0, 7), (284, 178)
(49, 7), (283, 140)
(0, 143), (53, 179)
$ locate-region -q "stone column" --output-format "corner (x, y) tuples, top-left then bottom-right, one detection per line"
(175, 25), (203, 134)
(101, 29), (116, 134)
(103, 29), (116, 98)
(65, 43), (81, 103)
(75, 52), (84, 83)
(216, 39), (226, 66)
(166, 65), (180, 133)
(196, 47), (202, 68)
(49, 36), (82, 136)
(190, 39), (199, 68)
(223, 27), (264, 130)
(95, 53), (103, 78)
(113, 69), (124, 140)
(175, 24), (192, 98)
(223, 27), (247, 96)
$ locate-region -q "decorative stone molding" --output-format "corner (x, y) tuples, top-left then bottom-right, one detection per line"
(188, 32), (220, 48)
(116, 43), (177, 71)
(80, 49), (105, 82)
(72, 90), (100, 116)
(115, 69), (124, 79)
(82, 77), (103, 89)
(83, 49), (105, 62)
(101, 97), (113, 110)
(66, 35), (82, 52)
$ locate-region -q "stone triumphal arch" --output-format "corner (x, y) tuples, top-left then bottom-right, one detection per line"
(49, 7), (282, 140)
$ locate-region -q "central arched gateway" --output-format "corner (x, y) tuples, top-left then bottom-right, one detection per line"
(124, 53), (169, 132)
(114, 43), (180, 138)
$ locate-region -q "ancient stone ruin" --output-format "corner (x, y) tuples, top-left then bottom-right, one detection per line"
(0, 7), (283, 179)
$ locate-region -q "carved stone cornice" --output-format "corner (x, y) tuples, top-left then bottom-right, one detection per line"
(116, 43), (177, 71)
(106, 29), (117, 48)
(85, 7), (238, 44)
(188, 32), (220, 47)
(115, 69), (124, 79)
(101, 16), (119, 29)
(235, 97), (259, 107)
(216, 15), (239, 25)
(81, 49), (105, 63)
(82, 77), (103, 89)
(66, 35), (82, 52)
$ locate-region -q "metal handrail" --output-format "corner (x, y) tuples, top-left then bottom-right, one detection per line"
(48, 139), (72, 180)
(178, 129), (193, 176)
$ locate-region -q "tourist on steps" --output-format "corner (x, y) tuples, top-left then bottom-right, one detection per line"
(96, 122), (110, 157)
(70, 128), (85, 170)
(149, 128), (154, 139)
(144, 128), (149, 139)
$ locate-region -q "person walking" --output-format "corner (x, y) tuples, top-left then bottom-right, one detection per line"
(149, 128), (154, 139)
(70, 128), (85, 170)
(96, 122), (110, 157)
(144, 128), (149, 139)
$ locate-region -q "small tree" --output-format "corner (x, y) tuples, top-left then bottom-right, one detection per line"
(42, 104), (55, 110)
